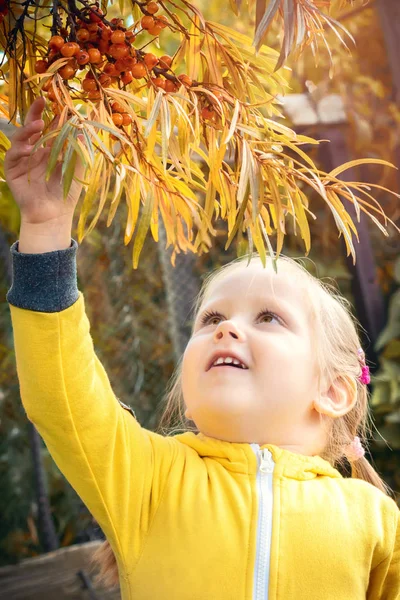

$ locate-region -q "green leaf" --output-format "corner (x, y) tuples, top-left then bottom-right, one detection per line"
(45, 121), (73, 181)
(62, 146), (78, 201)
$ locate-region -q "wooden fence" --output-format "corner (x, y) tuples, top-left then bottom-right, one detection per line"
(0, 541), (120, 600)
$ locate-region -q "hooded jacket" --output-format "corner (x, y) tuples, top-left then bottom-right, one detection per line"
(7, 239), (400, 600)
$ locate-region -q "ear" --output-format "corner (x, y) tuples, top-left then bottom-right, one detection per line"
(314, 375), (357, 419)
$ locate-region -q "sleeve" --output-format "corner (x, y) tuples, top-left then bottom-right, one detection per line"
(6, 239), (179, 570)
(367, 506), (400, 599)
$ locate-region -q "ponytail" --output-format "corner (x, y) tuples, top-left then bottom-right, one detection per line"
(349, 455), (394, 497)
(89, 540), (119, 589)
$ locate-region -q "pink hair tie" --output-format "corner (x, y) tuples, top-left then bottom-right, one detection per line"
(345, 436), (365, 462)
(357, 348), (370, 385)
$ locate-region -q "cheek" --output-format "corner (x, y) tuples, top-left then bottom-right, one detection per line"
(181, 340), (200, 389)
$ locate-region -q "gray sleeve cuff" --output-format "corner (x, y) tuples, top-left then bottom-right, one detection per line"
(6, 238), (80, 312)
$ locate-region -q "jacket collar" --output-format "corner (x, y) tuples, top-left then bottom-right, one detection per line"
(175, 431), (342, 480)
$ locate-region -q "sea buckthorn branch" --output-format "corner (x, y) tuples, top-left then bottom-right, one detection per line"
(1, 0), (398, 268)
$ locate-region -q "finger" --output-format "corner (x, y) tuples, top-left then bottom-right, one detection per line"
(10, 119), (44, 145)
(5, 143), (45, 165)
(23, 96), (46, 127)
(28, 131), (42, 145)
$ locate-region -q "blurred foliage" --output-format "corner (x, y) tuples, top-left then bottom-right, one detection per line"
(371, 258), (400, 448)
(0, 0), (399, 569)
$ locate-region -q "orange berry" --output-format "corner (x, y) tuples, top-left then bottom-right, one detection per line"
(114, 58), (127, 73)
(147, 25), (163, 36)
(88, 31), (100, 43)
(66, 57), (78, 69)
(156, 15), (169, 28)
(111, 101), (125, 112)
(131, 62), (147, 78)
(159, 55), (172, 69)
(59, 64), (76, 79)
(121, 71), (133, 84)
(164, 79), (178, 93)
(146, 2), (159, 14)
(121, 113), (132, 125)
(144, 53), (158, 69)
(48, 49), (58, 61)
(51, 101), (61, 114)
(35, 60), (48, 74)
(103, 62), (119, 76)
(89, 8), (103, 22)
(101, 27), (113, 40)
(88, 47), (102, 63)
(141, 15), (155, 30)
(42, 78), (53, 91)
(82, 78), (98, 92)
(109, 44), (129, 59)
(125, 30), (136, 42)
(47, 88), (57, 101)
(98, 39), (110, 54)
(123, 56), (137, 69)
(201, 107), (214, 119)
(112, 112), (124, 126)
(87, 22), (99, 33)
(111, 17), (124, 27)
(60, 42), (79, 57)
(178, 74), (192, 87)
(152, 77), (166, 89)
(88, 89), (101, 100)
(111, 29), (126, 44)
(76, 28), (90, 42)
(49, 35), (65, 50)
(98, 73), (112, 87)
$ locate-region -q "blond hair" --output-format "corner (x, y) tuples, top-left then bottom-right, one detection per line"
(91, 252), (393, 588)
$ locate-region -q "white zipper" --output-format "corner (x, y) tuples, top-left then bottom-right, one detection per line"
(250, 444), (275, 600)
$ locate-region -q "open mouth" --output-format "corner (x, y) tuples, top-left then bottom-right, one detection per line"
(212, 364), (245, 369)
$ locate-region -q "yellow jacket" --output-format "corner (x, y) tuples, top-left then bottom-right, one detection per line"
(7, 242), (400, 600)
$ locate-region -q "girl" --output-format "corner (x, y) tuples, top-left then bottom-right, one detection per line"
(5, 97), (400, 600)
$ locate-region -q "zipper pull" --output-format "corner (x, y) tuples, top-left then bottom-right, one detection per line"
(259, 448), (274, 473)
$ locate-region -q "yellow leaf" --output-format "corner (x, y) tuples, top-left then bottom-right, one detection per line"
(132, 189), (154, 269)
(292, 188), (311, 253)
(328, 158), (396, 180)
(204, 35), (224, 87)
(124, 172), (141, 245)
(77, 153), (104, 242)
(187, 15), (202, 81)
(144, 89), (163, 137)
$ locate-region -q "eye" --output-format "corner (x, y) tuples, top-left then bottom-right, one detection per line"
(256, 309), (281, 325)
(200, 310), (223, 326)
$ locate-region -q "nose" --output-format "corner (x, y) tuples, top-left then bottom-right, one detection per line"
(213, 320), (244, 341)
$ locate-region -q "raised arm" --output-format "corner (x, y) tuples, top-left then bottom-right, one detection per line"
(4, 98), (178, 570)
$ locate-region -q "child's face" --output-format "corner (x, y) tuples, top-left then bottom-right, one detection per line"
(181, 260), (325, 450)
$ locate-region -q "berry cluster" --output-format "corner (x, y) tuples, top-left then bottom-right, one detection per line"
(34, 1), (194, 126)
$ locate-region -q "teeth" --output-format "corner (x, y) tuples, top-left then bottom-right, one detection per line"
(212, 356), (247, 369)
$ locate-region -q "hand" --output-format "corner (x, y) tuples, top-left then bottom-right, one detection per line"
(4, 96), (85, 226)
